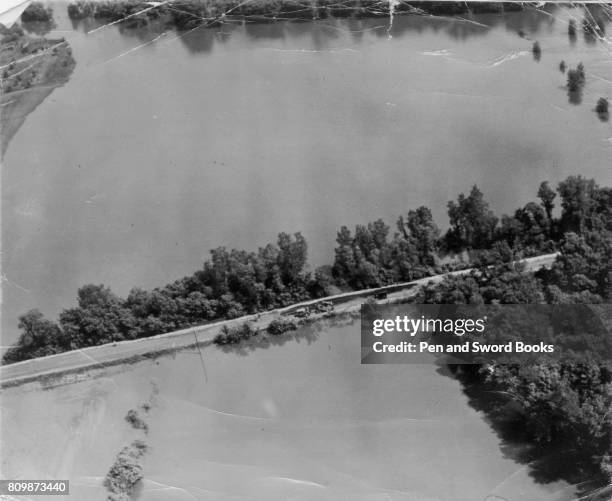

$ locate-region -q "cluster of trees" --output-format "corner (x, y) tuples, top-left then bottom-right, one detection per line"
(267, 318), (298, 336)
(104, 440), (147, 501)
(3, 232), (315, 363)
(596, 97), (609, 121)
(64, 0), (523, 29)
(213, 322), (258, 345)
(331, 206), (440, 289)
(21, 2), (53, 22)
(331, 179), (569, 289)
(417, 176), (611, 486)
(4, 176), (610, 365)
(567, 62), (586, 104)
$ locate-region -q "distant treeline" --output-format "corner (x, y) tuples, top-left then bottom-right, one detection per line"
(4, 175), (610, 366)
(66, 0), (521, 28)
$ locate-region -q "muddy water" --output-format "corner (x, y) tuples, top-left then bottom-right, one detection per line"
(0, 319), (573, 500)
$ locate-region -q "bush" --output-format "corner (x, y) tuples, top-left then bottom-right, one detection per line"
(105, 440), (147, 500)
(532, 41), (541, 61)
(567, 63), (586, 104)
(267, 318), (298, 336)
(124, 409), (148, 432)
(595, 97), (609, 115)
(213, 322), (257, 345)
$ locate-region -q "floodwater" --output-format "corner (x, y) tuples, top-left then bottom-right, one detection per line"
(0, 319), (575, 500)
(2, 4), (612, 341)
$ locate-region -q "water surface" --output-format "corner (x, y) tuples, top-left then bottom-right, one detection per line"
(3, 4), (611, 341)
(0, 319), (575, 500)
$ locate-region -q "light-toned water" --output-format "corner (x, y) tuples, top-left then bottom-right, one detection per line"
(3, 4), (611, 341)
(0, 319), (575, 500)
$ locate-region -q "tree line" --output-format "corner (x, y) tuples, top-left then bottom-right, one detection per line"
(3, 175), (610, 365)
(415, 176), (611, 490)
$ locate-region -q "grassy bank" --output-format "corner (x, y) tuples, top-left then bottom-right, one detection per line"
(66, 0), (522, 28)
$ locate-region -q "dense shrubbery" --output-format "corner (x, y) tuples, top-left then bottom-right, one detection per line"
(417, 176), (612, 487)
(213, 322), (258, 345)
(104, 440), (147, 501)
(267, 318), (298, 336)
(125, 409), (148, 433)
(332, 206), (441, 289)
(3, 175), (610, 365)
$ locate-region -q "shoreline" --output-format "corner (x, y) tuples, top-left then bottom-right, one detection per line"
(0, 28), (76, 156)
(65, 0), (524, 29)
(0, 252), (558, 389)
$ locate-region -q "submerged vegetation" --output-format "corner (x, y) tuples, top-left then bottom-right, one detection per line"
(213, 322), (259, 345)
(267, 318), (298, 336)
(125, 409), (148, 433)
(596, 97), (609, 121)
(566, 62), (586, 104)
(531, 41), (541, 61)
(104, 440), (148, 501)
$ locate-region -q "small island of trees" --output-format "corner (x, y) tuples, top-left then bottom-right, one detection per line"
(596, 97), (609, 121)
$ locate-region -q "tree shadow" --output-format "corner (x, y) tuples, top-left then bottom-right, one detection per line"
(435, 364), (609, 499)
(568, 89), (583, 105)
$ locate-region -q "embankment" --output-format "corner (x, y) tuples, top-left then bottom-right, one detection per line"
(0, 252), (558, 389)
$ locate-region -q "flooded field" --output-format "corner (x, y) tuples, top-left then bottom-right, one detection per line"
(0, 318), (574, 500)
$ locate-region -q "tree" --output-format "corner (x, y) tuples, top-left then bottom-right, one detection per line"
(532, 41), (541, 61)
(446, 185), (498, 250)
(557, 176), (599, 233)
(568, 19), (576, 38)
(596, 97), (609, 114)
(2, 310), (66, 364)
(595, 97), (609, 121)
(567, 64), (586, 104)
(21, 2), (53, 22)
(544, 231), (611, 298)
(332, 221), (395, 289)
(277, 232), (308, 285)
(537, 181), (557, 222)
(59, 284), (137, 348)
(397, 206), (440, 266)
